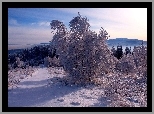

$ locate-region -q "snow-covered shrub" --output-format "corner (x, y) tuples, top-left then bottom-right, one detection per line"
(44, 56), (60, 67)
(44, 56), (50, 67)
(104, 72), (147, 107)
(132, 45), (147, 77)
(15, 57), (25, 68)
(103, 45), (147, 107)
(114, 44), (147, 77)
(50, 13), (118, 85)
(115, 53), (137, 74)
(8, 64), (12, 71)
(8, 66), (36, 89)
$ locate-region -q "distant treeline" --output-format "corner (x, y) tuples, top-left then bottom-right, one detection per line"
(8, 45), (58, 69)
(8, 49), (24, 54)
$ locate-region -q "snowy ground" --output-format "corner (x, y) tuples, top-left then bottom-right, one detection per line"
(8, 66), (146, 107)
(8, 67), (112, 107)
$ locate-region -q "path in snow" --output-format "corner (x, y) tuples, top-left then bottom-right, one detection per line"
(8, 67), (111, 107)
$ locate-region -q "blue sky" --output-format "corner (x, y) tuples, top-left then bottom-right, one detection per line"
(8, 8), (147, 44)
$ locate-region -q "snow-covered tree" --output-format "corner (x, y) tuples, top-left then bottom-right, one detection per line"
(50, 13), (118, 85)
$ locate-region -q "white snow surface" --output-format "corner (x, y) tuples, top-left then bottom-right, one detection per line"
(8, 67), (111, 107)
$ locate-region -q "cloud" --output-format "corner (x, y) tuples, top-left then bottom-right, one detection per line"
(31, 23), (36, 25)
(31, 21), (50, 27)
(8, 26), (54, 44)
(38, 22), (50, 26)
(8, 8), (147, 43)
(53, 8), (147, 29)
(8, 19), (20, 26)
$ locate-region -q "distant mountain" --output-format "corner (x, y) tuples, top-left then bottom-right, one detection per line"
(107, 38), (147, 46)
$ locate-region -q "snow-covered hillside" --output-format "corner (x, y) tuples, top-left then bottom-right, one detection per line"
(8, 67), (145, 107)
(8, 67), (107, 107)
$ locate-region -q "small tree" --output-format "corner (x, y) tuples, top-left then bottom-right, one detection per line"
(50, 13), (118, 85)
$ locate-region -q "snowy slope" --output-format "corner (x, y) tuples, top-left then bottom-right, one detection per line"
(8, 67), (111, 107)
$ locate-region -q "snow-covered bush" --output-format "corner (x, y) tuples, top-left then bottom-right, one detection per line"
(44, 56), (60, 67)
(103, 45), (147, 107)
(15, 57), (25, 68)
(103, 71), (147, 107)
(114, 44), (147, 77)
(8, 66), (36, 89)
(132, 45), (147, 77)
(44, 56), (50, 67)
(50, 13), (118, 85)
(115, 53), (137, 74)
